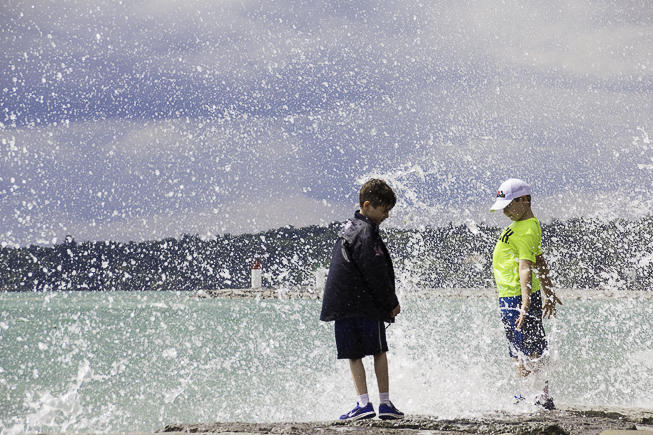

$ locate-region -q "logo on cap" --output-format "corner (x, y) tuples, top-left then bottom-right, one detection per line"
(497, 190), (505, 198)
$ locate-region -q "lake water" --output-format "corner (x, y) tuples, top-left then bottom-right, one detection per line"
(1, 290), (652, 434)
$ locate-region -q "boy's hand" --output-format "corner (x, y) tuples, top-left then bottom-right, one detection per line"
(542, 294), (563, 319)
(390, 304), (401, 318)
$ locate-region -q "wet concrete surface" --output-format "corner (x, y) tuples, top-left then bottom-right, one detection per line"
(156, 405), (653, 435)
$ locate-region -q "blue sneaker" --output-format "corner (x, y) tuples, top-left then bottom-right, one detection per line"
(339, 402), (375, 420)
(378, 401), (404, 420)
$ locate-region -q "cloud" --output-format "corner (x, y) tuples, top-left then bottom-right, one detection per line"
(3, 190), (352, 245)
(1, 0), (653, 246)
(467, 1), (653, 77)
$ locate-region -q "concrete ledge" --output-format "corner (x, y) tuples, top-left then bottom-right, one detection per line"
(601, 431), (653, 435)
(151, 405), (653, 435)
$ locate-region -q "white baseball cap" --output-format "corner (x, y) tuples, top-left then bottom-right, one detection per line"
(490, 179), (532, 212)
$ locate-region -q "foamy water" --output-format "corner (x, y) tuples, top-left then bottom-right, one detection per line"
(1, 290), (652, 434)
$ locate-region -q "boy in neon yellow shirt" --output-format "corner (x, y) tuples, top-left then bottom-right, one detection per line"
(490, 179), (562, 410)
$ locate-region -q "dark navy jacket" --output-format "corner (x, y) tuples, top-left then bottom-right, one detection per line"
(320, 211), (399, 323)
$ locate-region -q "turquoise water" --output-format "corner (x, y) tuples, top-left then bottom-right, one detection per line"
(1, 291), (652, 434)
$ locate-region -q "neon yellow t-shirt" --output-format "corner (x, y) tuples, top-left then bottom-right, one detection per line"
(492, 217), (542, 297)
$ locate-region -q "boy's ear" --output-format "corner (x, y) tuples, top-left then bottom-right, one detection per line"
(362, 200), (371, 211)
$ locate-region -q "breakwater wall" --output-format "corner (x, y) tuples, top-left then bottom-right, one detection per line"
(193, 288), (653, 300)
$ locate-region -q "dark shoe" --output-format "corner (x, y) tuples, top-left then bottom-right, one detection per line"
(339, 402), (375, 420)
(378, 401), (404, 420)
(536, 398), (556, 410)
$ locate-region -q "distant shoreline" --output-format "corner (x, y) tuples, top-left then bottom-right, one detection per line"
(193, 287), (653, 300)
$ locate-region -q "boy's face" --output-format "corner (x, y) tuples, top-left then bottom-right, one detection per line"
(361, 201), (393, 225)
(503, 196), (530, 221)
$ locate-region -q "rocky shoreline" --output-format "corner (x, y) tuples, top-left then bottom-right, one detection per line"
(157, 405), (653, 435)
(193, 288), (653, 300)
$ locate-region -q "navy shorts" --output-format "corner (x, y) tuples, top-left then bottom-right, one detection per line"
(334, 317), (388, 360)
(500, 291), (547, 359)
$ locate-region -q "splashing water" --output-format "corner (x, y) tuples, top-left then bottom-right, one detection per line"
(1, 291), (652, 434)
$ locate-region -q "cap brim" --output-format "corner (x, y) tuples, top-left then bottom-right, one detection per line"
(490, 198), (512, 212)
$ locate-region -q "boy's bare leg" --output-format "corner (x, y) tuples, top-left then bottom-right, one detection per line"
(514, 352), (539, 379)
(349, 358), (368, 395)
(373, 352), (389, 393)
(514, 357), (529, 379)
(515, 352), (550, 401)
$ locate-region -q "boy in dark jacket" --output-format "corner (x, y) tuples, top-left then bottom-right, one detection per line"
(320, 179), (403, 421)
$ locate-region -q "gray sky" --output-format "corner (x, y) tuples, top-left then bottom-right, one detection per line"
(1, 0), (652, 246)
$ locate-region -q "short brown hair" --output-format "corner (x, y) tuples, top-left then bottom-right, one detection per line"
(359, 179), (397, 208)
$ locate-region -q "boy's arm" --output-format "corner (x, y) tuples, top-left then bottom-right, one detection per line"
(516, 259), (533, 331)
(534, 254), (562, 319)
(351, 232), (399, 317)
